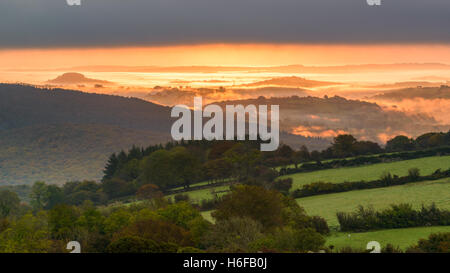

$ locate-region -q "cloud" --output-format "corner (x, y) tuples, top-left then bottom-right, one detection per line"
(291, 125), (349, 138)
(1, 0), (450, 48)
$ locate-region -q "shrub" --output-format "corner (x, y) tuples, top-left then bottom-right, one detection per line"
(408, 168), (421, 179)
(271, 178), (293, 195)
(202, 217), (264, 253)
(309, 216), (330, 235)
(250, 228), (325, 253)
(337, 204), (450, 232)
(106, 236), (158, 253)
(174, 194), (190, 203)
(406, 232), (450, 253)
(382, 244), (403, 253)
(213, 185), (287, 230)
(136, 184), (163, 200)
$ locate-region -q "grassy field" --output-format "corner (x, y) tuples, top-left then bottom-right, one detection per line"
(201, 211), (214, 222)
(282, 155), (450, 190)
(185, 155), (450, 204)
(296, 178), (450, 227)
(326, 226), (450, 251)
(202, 178), (450, 226)
(168, 155), (450, 202)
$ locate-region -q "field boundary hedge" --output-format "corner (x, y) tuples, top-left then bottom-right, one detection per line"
(279, 146), (450, 176)
(337, 203), (450, 232)
(291, 168), (450, 198)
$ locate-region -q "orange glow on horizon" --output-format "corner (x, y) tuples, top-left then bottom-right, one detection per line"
(2, 43), (450, 69)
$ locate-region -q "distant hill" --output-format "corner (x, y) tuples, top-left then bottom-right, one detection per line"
(145, 86), (309, 107)
(62, 63), (450, 74)
(0, 84), (172, 131)
(240, 76), (340, 88)
(213, 95), (446, 143)
(372, 85), (450, 101)
(47, 72), (112, 85)
(0, 84), (173, 185)
(0, 124), (169, 185)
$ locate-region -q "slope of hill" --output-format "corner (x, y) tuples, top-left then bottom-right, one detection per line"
(240, 76), (340, 88)
(0, 84), (174, 185)
(63, 63), (450, 74)
(47, 72), (112, 85)
(0, 83), (172, 131)
(0, 124), (170, 185)
(372, 85), (450, 100)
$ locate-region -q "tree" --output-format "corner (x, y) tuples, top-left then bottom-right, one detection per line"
(213, 185), (286, 230)
(115, 159), (141, 181)
(139, 150), (179, 189)
(103, 208), (134, 234)
(207, 141), (235, 160)
(293, 146), (310, 168)
(352, 141), (383, 155)
(44, 185), (64, 210)
(117, 218), (193, 248)
(251, 228), (325, 253)
(277, 144), (294, 161)
(29, 182), (48, 211)
(204, 158), (232, 183)
(415, 133), (445, 149)
(106, 236), (158, 253)
(0, 190), (20, 218)
(224, 144), (261, 182)
(136, 184), (163, 200)
(77, 202), (105, 233)
(102, 177), (136, 199)
(157, 202), (201, 229)
(331, 134), (357, 157)
(202, 217), (264, 252)
(407, 232), (450, 253)
(386, 135), (415, 151)
(271, 178), (293, 195)
(103, 153), (119, 180)
(310, 150), (321, 162)
(0, 212), (51, 253)
(48, 204), (79, 240)
(170, 147), (201, 189)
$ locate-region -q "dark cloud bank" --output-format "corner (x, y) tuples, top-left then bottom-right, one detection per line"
(1, 0), (450, 48)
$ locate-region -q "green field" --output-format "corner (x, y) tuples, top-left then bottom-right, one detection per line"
(202, 178), (450, 226)
(326, 226), (450, 251)
(180, 155), (450, 204)
(296, 178), (450, 227)
(283, 155), (450, 190)
(201, 211), (214, 222)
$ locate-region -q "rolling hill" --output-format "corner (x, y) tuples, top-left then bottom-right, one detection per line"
(0, 84), (174, 185)
(0, 84), (328, 185)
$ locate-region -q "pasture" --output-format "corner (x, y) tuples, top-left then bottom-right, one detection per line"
(282, 155), (450, 190)
(327, 226), (450, 251)
(296, 178), (450, 227)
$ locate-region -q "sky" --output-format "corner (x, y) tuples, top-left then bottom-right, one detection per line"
(1, 0), (450, 48)
(1, 0), (450, 69)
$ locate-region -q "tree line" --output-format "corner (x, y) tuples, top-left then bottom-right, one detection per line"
(100, 131), (450, 201)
